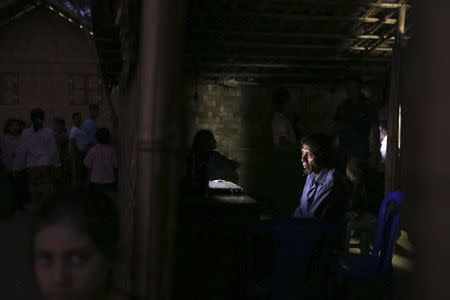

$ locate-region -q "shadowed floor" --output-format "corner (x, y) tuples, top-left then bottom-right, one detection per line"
(346, 230), (414, 300)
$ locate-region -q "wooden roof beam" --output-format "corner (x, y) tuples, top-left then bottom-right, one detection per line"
(201, 13), (398, 25)
(199, 72), (383, 78)
(199, 63), (388, 71)
(190, 29), (397, 40)
(218, 41), (392, 51)
(186, 54), (392, 63)
(200, 72), (321, 78)
(368, 3), (410, 9)
(352, 46), (392, 52)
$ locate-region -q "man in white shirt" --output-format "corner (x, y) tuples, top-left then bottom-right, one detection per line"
(83, 104), (99, 147)
(379, 120), (388, 164)
(15, 111), (61, 170)
(14, 108), (60, 212)
(70, 112), (89, 153)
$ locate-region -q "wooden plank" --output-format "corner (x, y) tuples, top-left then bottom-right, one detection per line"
(385, 5), (407, 193)
(192, 12), (397, 24)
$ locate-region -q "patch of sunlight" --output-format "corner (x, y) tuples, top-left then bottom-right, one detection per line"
(393, 254), (414, 271)
(397, 230), (414, 253)
(346, 231), (415, 273)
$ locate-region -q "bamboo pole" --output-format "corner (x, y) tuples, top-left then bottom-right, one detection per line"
(133, 0), (186, 299)
(385, 5), (406, 193)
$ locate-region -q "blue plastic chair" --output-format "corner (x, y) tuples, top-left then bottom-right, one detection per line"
(337, 190), (404, 298)
(268, 217), (335, 300)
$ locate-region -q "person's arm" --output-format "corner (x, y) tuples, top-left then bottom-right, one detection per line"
(83, 149), (93, 169)
(83, 149), (94, 181)
(13, 135), (26, 173)
(317, 175), (348, 223)
(309, 182), (335, 216)
(292, 175), (313, 217)
(49, 132), (61, 168)
(83, 120), (96, 146)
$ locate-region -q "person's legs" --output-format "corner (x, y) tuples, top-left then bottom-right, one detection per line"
(15, 170), (30, 210)
(348, 213), (377, 253)
(28, 167), (54, 213)
(8, 173), (25, 212)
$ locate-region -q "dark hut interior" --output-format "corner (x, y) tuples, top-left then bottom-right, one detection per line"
(3, 1), (450, 300)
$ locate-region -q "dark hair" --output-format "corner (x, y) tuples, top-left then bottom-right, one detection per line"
(272, 88), (291, 112)
(30, 108), (45, 132)
(300, 134), (332, 167)
(16, 119), (26, 134)
(192, 129), (216, 154)
(33, 187), (119, 260)
(3, 118), (17, 134)
(89, 104), (99, 112)
(52, 117), (65, 127)
(347, 157), (368, 182)
(72, 112), (81, 119)
(96, 128), (111, 145)
(379, 119), (388, 132)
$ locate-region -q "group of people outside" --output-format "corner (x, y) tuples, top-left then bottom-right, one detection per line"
(0, 104), (118, 216)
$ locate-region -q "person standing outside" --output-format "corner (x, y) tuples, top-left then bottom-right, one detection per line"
(83, 104), (100, 147)
(15, 108), (60, 213)
(70, 112), (89, 187)
(1, 119), (26, 213)
(83, 128), (118, 195)
(1, 119), (21, 174)
(52, 117), (69, 185)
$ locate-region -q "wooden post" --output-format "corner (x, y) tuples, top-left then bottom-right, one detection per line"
(404, 1), (450, 299)
(133, 0), (186, 299)
(385, 5), (406, 193)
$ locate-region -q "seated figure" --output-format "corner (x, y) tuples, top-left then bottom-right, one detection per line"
(344, 157), (378, 253)
(184, 130), (239, 194)
(293, 134), (347, 225)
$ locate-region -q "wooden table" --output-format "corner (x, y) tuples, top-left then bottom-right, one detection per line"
(175, 193), (259, 300)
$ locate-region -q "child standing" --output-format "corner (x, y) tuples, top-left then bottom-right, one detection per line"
(83, 128), (118, 194)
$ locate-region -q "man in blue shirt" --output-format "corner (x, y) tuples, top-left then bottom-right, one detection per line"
(83, 104), (99, 147)
(293, 134), (347, 224)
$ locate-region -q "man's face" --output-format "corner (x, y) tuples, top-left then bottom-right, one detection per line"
(73, 115), (81, 127)
(90, 108), (99, 119)
(301, 144), (320, 175)
(10, 121), (20, 136)
(379, 126), (387, 140)
(53, 122), (63, 133)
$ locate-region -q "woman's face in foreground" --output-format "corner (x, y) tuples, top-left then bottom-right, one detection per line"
(34, 222), (109, 300)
